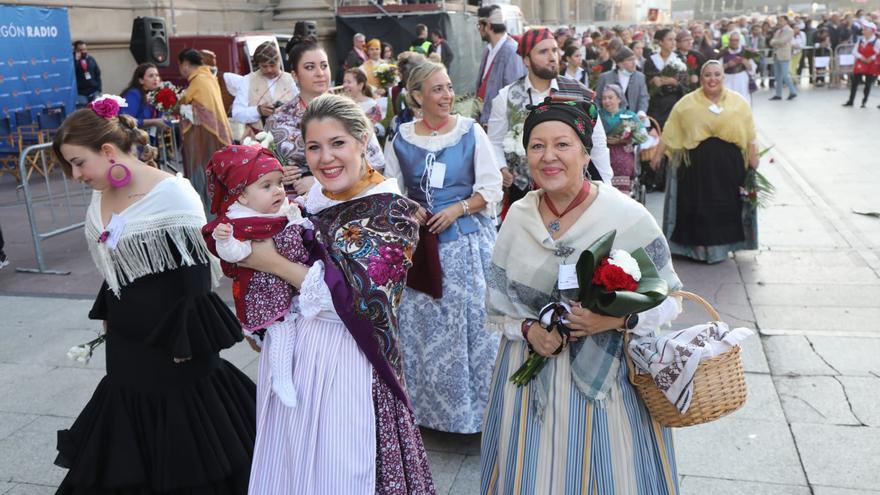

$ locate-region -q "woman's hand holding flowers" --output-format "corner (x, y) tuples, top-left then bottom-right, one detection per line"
(565, 302), (626, 339)
(526, 321), (565, 358)
(281, 165), (301, 186)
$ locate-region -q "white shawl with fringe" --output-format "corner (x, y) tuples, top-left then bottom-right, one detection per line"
(85, 175), (220, 297)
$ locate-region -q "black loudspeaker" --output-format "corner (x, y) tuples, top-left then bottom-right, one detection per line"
(129, 17), (169, 67)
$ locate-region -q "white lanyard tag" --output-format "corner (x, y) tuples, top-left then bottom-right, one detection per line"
(83, 71), (92, 80)
(104, 214), (127, 250)
(557, 264), (580, 290)
(429, 161), (446, 189)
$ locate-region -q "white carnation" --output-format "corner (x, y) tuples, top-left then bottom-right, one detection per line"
(503, 134), (517, 154)
(608, 249), (641, 281)
(66, 345), (92, 364)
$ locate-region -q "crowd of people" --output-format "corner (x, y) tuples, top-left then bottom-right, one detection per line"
(49, 5), (878, 495)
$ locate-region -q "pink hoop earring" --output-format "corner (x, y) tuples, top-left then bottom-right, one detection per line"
(107, 159), (131, 188)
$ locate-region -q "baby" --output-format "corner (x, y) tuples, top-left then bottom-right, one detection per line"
(202, 144), (311, 408)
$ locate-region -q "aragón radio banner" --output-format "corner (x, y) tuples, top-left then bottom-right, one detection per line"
(0, 5), (76, 119)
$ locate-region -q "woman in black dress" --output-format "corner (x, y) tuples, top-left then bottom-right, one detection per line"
(650, 61), (759, 264)
(52, 100), (256, 494)
(643, 28), (689, 191)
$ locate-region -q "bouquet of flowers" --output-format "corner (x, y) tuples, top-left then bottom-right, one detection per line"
(501, 105), (531, 190)
(740, 146), (775, 208)
(609, 118), (649, 146)
(67, 334), (106, 365)
(587, 62), (604, 91)
(146, 81), (184, 116)
(685, 53), (701, 90)
(453, 94), (483, 120)
(373, 63), (398, 89)
(243, 131), (288, 168)
(649, 58), (688, 97)
(741, 49), (761, 62)
(510, 230), (669, 386)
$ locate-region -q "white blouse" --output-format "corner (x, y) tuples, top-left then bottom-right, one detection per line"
(382, 116), (504, 219)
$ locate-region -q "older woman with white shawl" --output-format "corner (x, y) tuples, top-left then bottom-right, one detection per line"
(480, 97), (684, 494)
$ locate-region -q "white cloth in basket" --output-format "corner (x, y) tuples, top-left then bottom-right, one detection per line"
(629, 322), (753, 414)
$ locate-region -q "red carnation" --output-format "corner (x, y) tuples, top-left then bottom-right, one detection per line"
(155, 87), (178, 109)
(592, 65), (603, 73)
(591, 258), (638, 292)
(687, 54), (698, 70)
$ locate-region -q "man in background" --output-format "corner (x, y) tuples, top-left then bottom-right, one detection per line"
(231, 41), (297, 137)
(475, 4), (526, 125)
(429, 29), (454, 72)
(73, 40), (101, 106)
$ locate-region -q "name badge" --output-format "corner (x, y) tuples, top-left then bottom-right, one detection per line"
(558, 264), (579, 290)
(708, 104), (724, 114)
(429, 161), (446, 189)
(83, 72), (92, 80)
(104, 214), (127, 250)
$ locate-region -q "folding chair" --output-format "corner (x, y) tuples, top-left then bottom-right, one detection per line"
(38, 112), (63, 131)
(18, 126), (47, 180)
(14, 109), (36, 128)
(0, 117), (20, 182)
(43, 105), (67, 119)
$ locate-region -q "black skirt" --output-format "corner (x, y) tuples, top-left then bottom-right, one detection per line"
(671, 138), (748, 246)
(55, 261), (256, 495)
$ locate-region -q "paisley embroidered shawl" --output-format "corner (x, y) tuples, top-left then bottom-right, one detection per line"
(306, 192), (420, 407)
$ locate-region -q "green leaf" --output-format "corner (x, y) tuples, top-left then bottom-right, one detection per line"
(576, 234), (669, 317)
(576, 230), (617, 302)
(594, 248), (667, 316)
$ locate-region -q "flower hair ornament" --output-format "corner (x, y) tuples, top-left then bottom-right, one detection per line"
(88, 94), (128, 119)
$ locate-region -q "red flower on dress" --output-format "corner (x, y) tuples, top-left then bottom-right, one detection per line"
(687, 54), (699, 70)
(591, 258), (638, 292)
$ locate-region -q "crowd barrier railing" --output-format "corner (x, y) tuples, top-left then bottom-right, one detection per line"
(147, 121), (182, 174)
(15, 142), (87, 275)
(830, 42), (855, 88)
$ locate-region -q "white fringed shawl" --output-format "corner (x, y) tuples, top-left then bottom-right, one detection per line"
(85, 175), (221, 297)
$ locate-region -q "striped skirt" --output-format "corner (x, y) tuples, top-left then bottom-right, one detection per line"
(480, 337), (679, 495)
(248, 316), (377, 494)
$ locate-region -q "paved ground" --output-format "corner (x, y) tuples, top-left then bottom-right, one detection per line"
(1, 85), (879, 494)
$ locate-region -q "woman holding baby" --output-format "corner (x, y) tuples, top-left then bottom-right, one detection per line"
(238, 94), (436, 494)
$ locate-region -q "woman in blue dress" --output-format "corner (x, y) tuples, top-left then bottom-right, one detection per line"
(120, 63), (169, 131)
(384, 61), (504, 434)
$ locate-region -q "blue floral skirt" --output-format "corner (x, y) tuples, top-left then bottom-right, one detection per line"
(398, 215), (501, 433)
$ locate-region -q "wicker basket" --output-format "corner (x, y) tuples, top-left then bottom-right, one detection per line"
(625, 291), (748, 428)
(638, 116), (662, 163)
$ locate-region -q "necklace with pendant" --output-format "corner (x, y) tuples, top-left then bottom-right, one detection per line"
(422, 115), (449, 136)
(544, 180), (591, 234)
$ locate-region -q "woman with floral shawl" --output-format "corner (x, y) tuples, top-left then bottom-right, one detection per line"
(651, 61), (759, 264)
(480, 98), (683, 494)
(242, 94), (435, 494)
(178, 49), (232, 212)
